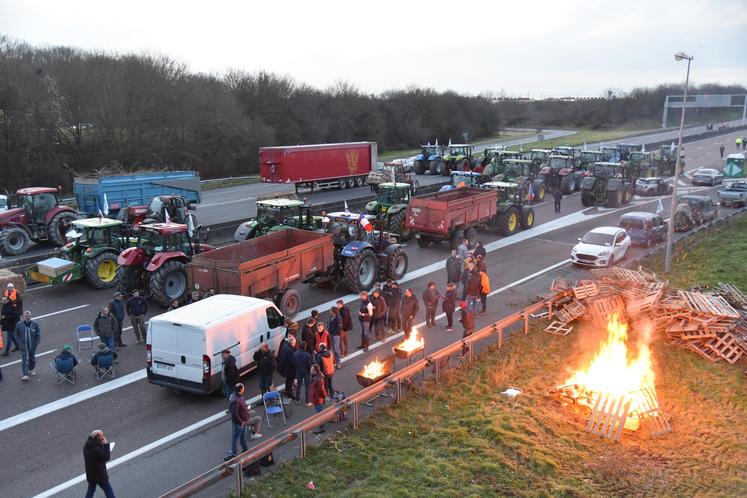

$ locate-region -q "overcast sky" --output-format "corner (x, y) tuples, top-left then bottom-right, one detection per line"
(2, 0), (746, 97)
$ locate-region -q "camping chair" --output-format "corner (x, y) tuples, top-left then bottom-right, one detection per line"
(262, 390), (286, 429)
(93, 352), (115, 381)
(76, 325), (96, 352)
(50, 357), (77, 385)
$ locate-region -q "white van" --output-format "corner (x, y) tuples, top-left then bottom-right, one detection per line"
(146, 294), (286, 394)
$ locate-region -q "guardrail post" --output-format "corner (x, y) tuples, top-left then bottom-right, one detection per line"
(352, 401), (360, 429)
(395, 379), (402, 403)
(233, 462), (243, 497)
(434, 357), (440, 383)
(548, 301), (553, 321)
(524, 312), (529, 334)
(497, 327), (503, 348)
(297, 429), (306, 459)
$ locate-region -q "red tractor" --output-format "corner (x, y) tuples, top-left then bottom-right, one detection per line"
(116, 223), (214, 306)
(0, 187), (77, 255)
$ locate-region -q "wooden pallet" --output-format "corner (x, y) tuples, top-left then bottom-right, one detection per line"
(626, 289), (664, 316)
(704, 333), (744, 364)
(588, 295), (626, 322)
(586, 392), (631, 442)
(688, 341), (721, 363)
(630, 387), (672, 438)
(677, 290), (740, 319)
(556, 300), (587, 323)
(545, 321), (574, 336)
(714, 283), (747, 308)
(573, 282), (599, 300)
(550, 278), (571, 293)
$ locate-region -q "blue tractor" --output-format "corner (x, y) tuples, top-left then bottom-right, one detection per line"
(412, 143), (445, 175)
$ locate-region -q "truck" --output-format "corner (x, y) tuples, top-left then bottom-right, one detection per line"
(259, 142), (376, 193)
(73, 171), (201, 224)
(405, 187), (498, 250)
(189, 229), (335, 317)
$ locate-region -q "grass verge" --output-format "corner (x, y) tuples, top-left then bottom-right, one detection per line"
(202, 176), (260, 191)
(377, 130), (534, 162)
(240, 214), (747, 498)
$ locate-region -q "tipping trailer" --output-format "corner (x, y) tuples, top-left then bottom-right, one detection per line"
(187, 229), (335, 318)
(260, 142), (376, 193)
(405, 187), (498, 250)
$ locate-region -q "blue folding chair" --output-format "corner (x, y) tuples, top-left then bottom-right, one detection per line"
(262, 390), (286, 429)
(50, 357), (77, 385)
(93, 353), (115, 381)
(76, 325), (96, 353)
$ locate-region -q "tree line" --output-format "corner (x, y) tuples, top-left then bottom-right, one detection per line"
(0, 37), (743, 191)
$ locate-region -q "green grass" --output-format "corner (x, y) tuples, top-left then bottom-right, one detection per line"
(239, 213), (747, 498)
(202, 175), (260, 191)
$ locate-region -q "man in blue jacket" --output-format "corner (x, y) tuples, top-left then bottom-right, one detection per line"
(15, 310), (41, 381)
(277, 335), (297, 400)
(126, 291), (148, 344)
(292, 341), (313, 406)
(108, 292), (126, 348)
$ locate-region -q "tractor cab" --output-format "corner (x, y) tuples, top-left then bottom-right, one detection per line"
(325, 212), (379, 246)
(529, 149), (551, 167)
(483, 181), (522, 204)
(145, 195), (194, 225)
(12, 188), (62, 225)
(135, 223), (198, 258)
(418, 144), (444, 161)
(481, 145), (506, 165)
(617, 143), (639, 161)
(552, 146), (579, 159)
(375, 183), (411, 206)
(579, 150), (605, 168)
(601, 146), (620, 162)
(442, 144), (475, 174)
(63, 218), (128, 251)
(451, 171), (483, 188)
(627, 151), (655, 177)
(590, 162), (624, 179)
(501, 159), (535, 179)
(257, 198), (315, 229)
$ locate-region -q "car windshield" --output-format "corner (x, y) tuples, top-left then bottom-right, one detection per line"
(638, 178), (657, 184)
(581, 232), (614, 246)
(619, 218), (644, 230)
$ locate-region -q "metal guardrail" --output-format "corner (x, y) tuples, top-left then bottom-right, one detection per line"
(160, 299), (552, 498)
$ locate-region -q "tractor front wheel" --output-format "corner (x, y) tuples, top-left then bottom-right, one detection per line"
(149, 260), (189, 307)
(0, 227), (31, 255)
(520, 206), (535, 229)
(498, 208), (520, 236)
(387, 247), (408, 280)
(581, 191), (595, 207)
(116, 266), (140, 295)
(85, 252), (119, 289)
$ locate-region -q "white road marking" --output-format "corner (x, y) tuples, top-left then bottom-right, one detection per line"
(35, 304), (90, 320)
(34, 257), (571, 498)
(0, 349), (56, 369)
(26, 284), (54, 292)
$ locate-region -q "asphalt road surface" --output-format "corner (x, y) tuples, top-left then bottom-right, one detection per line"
(0, 128), (744, 497)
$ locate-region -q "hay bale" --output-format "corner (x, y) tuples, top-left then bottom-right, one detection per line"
(0, 269), (27, 295)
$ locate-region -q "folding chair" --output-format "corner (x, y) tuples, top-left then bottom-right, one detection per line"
(93, 353), (115, 381)
(50, 358), (77, 385)
(262, 390), (286, 429)
(76, 325), (96, 353)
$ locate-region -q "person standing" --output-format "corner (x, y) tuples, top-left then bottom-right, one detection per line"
(736, 136), (743, 151)
(108, 293), (126, 348)
(459, 301), (475, 357)
(277, 336), (297, 400)
(479, 269), (491, 314)
(1, 296), (20, 356)
(327, 306), (342, 368)
(457, 238), (470, 262)
(292, 341), (313, 406)
(460, 257), (474, 299)
(301, 318), (316, 355)
(336, 300), (352, 357)
(442, 282), (457, 332)
(228, 384), (262, 459)
(445, 250), (462, 287)
(252, 343), (276, 394)
(15, 310), (40, 381)
(554, 188), (563, 213)
(309, 364), (328, 434)
(315, 343), (335, 397)
(284, 318), (299, 341)
(221, 349), (239, 400)
(3, 283), (23, 313)
(719, 143), (725, 159)
(83, 430), (115, 498)
(465, 270), (482, 315)
(475, 254), (487, 273)
(473, 241), (486, 261)
(126, 291), (148, 345)
(357, 291), (373, 351)
(94, 307), (118, 351)
(370, 289), (388, 342)
(401, 288), (420, 338)
(422, 281), (440, 327)
(314, 322), (332, 354)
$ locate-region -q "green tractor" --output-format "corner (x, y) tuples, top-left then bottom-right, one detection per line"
(479, 145), (506, 169)
(494, 159), (546, 203)
(25, 218), (132, 289)
(578, 150), (605, 169)
(233, 197), (323, 242)
(653, 145), (679, 177)
(442, 144), (475, 175)
(580, 162), (639, 207)
(627, 151), (657, 178)
(528, 149), (552, 170)
(482, 181), (536, 236)
(365, 182), (413, 241)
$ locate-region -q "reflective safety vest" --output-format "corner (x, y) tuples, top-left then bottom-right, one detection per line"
(3, 289), (18, 301)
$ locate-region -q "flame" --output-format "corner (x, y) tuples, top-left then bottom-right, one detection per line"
(396, 328), (424, 353)
(563, 314), (656, 430)
(361, 359), (386, 379)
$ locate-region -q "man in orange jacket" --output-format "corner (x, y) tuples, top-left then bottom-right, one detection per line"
(478, 270), (490, 314)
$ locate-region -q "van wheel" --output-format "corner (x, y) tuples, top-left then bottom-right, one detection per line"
(279, 289), (301, 318)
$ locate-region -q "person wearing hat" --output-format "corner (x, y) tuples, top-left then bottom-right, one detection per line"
(442, 282), (457, 332)
(445, 250), (462, 289)
(108, 292), (126, 348)
(1, 295), (21, 356)
(3, 283), (23, 314)
(90, 342), (118, 369)
(459, 301), (475, 356)
(54, 344), (79, 377)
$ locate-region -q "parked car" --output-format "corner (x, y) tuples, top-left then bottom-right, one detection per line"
(691, 168), (723, 186)
(0, 194), (6, 212)
(635, 177), (673, 196)
(673, 195), (719, 231)
(618, 212), (667, 247)
(571, 226), (631, 267)
(717, 181), (747, 207)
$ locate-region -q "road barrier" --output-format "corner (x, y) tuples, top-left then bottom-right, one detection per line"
(160, 298), (553, 497)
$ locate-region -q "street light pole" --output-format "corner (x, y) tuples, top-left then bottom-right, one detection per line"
(664, 52), (693, 273)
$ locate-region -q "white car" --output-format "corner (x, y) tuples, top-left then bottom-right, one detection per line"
(0, 194), (7, 212)
(571, 226), (631, 267)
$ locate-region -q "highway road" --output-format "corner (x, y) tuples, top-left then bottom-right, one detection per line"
(0, 128), (744, 497)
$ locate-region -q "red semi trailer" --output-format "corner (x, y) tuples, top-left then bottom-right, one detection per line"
(259, 142), (377, 193)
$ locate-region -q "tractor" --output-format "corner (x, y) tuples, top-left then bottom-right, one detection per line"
(364, 182), (414, 241)
(367, 163), (419, 192)
(324, 212), (408, 291)
(233, 197), (323, 242)
(412, 143), (445, 175)
(442, 144), (475, 175)
(528, 149), (552, 170)
(482, 181), (536, 236)
(439, 171), (489, 192)
(653, 145), (679, 177)
(617, 143), (640, 161)
(578, 150), (605, 169)
(479, 145), (506, 169)
(626, 151), (657, 178)
(601, 145), (620, 162)
(580, 162), (639, 207)
(552, 146), (580, 160)
(540, 155), (582, 194)
(494, 159), (546, 203)
(25, 218), (132, 289)
(116, 223), (215, 306)
(0, 187), (77, 255)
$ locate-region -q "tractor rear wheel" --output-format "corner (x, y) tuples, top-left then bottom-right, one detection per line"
(116, 266), (140, 295)
(149, 259), (189, 307)
(460, 159), (471, 172)
(608, 190), (622, 207)
(498, 207), (520, 236)
(278, 288), (301, 318)
(387, 247), (408, 280)
(0, 227), (31, 255)
(85, 252), (119, 289)
(465, 227), (478, 248)
(520, 206), (535, 229)
(560, 175), (575, 195)
(581, 191), (594, 207)
(388, 210), (412, 242)
(416, 235), (432, 248)
(48, 211), (76, 246)
(413, 160), (426, 174)
(450, 229), (466, 250)
(430, 158), (445, 175)
(342, 249), (378, 292)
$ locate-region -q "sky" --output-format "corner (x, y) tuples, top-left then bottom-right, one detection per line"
(1, 0), (746, 97)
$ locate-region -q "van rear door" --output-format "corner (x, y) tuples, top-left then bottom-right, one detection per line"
(149, 321), (180, 379)
(176, 326), (207, 385)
